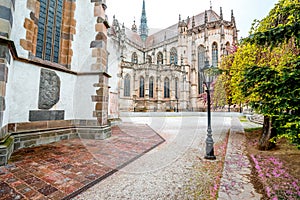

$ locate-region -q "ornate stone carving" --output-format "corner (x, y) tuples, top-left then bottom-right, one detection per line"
(38, 69), (61, 110)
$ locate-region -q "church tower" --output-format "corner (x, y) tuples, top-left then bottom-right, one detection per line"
(139, 0), (149, 41)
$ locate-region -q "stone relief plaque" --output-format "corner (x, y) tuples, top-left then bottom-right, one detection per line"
(38, 69), (61, 110)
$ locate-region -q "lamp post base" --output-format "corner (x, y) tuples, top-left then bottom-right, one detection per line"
(205, 147), (216, 160)
(204, 155), (216, 160)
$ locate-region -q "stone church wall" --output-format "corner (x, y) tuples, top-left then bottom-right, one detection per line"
(0, 0), (112, 166)
(71, 0), (94, 72)
(73, 75), (98, 119)
(107, 37), (122, 93)
(10, 1), (28, 59)
(6, 61), (77, 123)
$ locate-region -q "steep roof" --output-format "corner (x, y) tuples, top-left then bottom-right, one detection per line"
(124, 9), (221, 49)
(144, 24), (178, 48)
(125, 28), (144, 47)
(187, 9), (220, 29)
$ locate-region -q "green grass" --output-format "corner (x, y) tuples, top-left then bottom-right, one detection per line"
(239, 116), (248, 122)
(244, 127), (263, 132)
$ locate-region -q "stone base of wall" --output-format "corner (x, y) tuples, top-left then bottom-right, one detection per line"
(108, 118), (122, 126)
(0, 136), (14, 166)
(0, 119), (112, 166)
(13, 128), (78, 151)
(78, 125), (111, 140)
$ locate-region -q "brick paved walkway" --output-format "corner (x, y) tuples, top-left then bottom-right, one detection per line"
(218, 117), (262, 199)
(0, 123), (165, 200)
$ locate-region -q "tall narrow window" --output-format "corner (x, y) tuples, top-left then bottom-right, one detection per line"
(139, 76), (144, 98)
(149, 77), (154, 98)
(170, 47), (178, 64)
(175, 78), (179, 99)
(164, 77), (170, 98)
(146, 55), (152, 63)
(36, 0), (63, 63)
(132, 52), (138, 64)
(124, 74), (130, 97)
(198, 45), (205, 94)
(212, 42), (218, 67)
(225, 41), (230, 55)
(157, 52), (163, 64)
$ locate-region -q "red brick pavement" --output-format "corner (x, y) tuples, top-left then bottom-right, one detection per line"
(0, 123), (165, 200)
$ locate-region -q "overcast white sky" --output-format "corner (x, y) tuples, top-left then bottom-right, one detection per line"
(106, 0), (278, 39)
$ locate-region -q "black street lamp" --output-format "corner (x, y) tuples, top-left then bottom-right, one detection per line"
(176, 96), (179, 112)
(203, 81), (216, 160)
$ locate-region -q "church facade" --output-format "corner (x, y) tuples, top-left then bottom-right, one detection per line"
(0, 0), (237, 165)
(108, 0), (238, 112)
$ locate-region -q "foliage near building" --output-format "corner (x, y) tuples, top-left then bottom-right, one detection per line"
(221, 0), (300, 149)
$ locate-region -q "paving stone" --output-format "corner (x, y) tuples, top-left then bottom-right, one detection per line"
(0, 123), (164, 199)
(218, 117), (262, 200)
(73, 116), (231, 199)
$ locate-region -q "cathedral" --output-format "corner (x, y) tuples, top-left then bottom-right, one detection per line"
(107, 0), (238, 112)
(0, 0), (237, 165)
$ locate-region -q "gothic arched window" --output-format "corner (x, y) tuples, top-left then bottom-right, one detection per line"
(146, 55), (152, 63)
(139, 76), (144, 98)
(198, 45), (205, 94)
(164, 77), (170, 98)
(170, 47), (178, 64)
(132, 52), (138, 64)
(124, 74), (130, 97)
(36, 0), (63, 63)
(149, 77), (154, 98)
(212, 42), (218, 67)
(157, 52), (163, 64)
(225, 41), (231, 55)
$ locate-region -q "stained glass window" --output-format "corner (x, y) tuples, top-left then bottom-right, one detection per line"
(164, 77), (170, 98)
(198, 45), (205, 94)
(212, 42), (218, 67)
(157, 52), (163, 64)
(170, 48), (178, 64)
(132, 52), (138, 64)
(139, 76), (144, 98)
(225, 42), (231, 55)
(146, 55), (152, 63)
(124, 74), (130, 97)
(149, 77), (154, 98)
(36, 0), (63, 63)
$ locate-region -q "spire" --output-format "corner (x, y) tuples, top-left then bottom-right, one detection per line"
(132, 18), (137, 32)
(220, 7), (223, 20)
(205, 10), (208, 24)
(139, 0), (148, 41)
(192, 16), (195, 28)
(210, 0), (212, 10)
(112, 15), (117, 26)
(231, 9), (236, 25)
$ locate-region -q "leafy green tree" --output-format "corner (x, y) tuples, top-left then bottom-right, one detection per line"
(218, 54), (236, 111)
(212, 75), (226, 110)
(228, 0), (300, 149)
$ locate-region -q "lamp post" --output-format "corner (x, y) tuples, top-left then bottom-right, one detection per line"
(176, 96), (179, 112)
(203, 79), (216, 160)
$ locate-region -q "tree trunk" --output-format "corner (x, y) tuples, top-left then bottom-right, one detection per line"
(258, 116), (276, 150)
